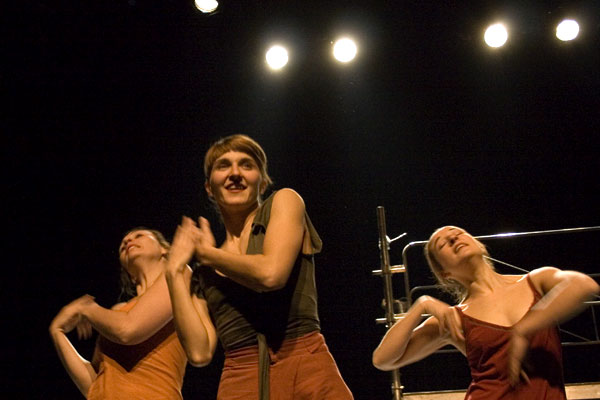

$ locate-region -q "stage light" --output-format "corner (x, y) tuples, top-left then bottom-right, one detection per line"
(484, 23), (508, 48)
(195, 0), (218, 13)
(266, 45), (289, 70)
(333, 38), (357, 63)
(556, 19), (579, 42)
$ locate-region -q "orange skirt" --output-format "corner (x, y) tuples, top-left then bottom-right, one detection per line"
(217, 331), (353, 400)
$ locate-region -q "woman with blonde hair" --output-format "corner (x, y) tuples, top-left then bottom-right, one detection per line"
(373, 225), (599, 399)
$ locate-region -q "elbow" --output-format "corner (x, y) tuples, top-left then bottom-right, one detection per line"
(573, 274), (600, 299)
(255, 264), (290, 292)
(187, 351), (213, 367)
(253, 269), (288, 292)
(111, 325), (142, 345)
(372, 350), (395, 371)
(584, 276), (600, 298)
(372, 352), (385, 370)
(259, 276), (287, 292)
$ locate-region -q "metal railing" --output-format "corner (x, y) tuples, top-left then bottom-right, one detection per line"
(373, 214), (600, 399)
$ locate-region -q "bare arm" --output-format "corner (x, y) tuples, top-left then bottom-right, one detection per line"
(80, 273), (174, 345)
(49, 297), (97, 396)
(517, 267), (599, 334)
(372, 296), (464, 371)
(508, 267), (599, 384)
(165, 217), (217, 366)
(195, 188), (306, 292)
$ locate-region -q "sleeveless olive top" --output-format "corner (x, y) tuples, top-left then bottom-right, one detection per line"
(192, 191), (323, 351)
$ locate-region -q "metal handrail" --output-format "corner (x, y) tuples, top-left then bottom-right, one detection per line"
(375, 222), (600, 399)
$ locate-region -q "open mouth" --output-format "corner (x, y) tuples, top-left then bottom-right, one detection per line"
(226, 184), (246, 191)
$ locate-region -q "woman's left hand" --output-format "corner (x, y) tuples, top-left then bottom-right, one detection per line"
(507, 330), (531, 387)
(50, 295), (96, 339)
(167, 216), (198, 275)
(194, 217), (217, 265)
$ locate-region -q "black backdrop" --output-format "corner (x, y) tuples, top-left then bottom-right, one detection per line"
(5, 1), (600, 398)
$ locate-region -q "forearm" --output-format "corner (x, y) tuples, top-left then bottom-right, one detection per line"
(82, 277), (173, 345)
(516, 273), (599, 337)
(165, 270), (216, 366)
(49, 328), (96, 396)
(372, 299), (428, 370)
(203, 247), (288, 292)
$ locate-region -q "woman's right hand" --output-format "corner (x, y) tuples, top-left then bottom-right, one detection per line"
(50, 295), (96, 340)
(167, 216), (198, 275)
(418, 295), (464, 343)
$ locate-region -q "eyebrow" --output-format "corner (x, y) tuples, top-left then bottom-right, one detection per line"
(433, 228), (457, 248)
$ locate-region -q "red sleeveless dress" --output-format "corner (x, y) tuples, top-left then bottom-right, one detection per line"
(458, 275), (566, 400)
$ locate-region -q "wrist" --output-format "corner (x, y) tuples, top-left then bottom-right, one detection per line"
(415, 295), (432, 314)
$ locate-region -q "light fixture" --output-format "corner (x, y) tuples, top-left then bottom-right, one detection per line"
(484, 23), (509, 48)
(195, 0), (218, 13)
(265, 45), (289, 70)
(556, 19), (579, 42)
(333, 38), (358, 63)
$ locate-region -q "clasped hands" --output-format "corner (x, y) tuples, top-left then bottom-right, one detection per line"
(167, 216), (216, 274)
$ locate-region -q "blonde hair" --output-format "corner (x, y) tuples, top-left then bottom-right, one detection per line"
(424, 226), (493, 302)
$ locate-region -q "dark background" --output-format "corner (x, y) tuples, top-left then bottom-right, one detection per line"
(5, 0), (600, 398)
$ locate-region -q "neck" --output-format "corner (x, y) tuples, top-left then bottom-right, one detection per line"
(220, 204), (259, 239)
(128, 257), (166, 296)
(462, 258), (503, 297)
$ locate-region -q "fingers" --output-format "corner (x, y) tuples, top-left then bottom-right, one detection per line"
(508, 332), (530, 387)
(199, 217), (210, 233)
(76, 320), (93, 340)
(520, 369), (530, 385)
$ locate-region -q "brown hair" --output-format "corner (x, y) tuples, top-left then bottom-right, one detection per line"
(118, 227), (170, 301)
(203, 134), (273, 190)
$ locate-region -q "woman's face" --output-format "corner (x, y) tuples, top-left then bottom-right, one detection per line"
(119, 230), (166, 268)
(205, 150), (265, 211)
(429, 226), (485, 275)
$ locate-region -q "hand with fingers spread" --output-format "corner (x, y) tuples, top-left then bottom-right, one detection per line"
(194, 217), (217, 265)
(420, 295), (464, 343)
(167, 216), (200, 275)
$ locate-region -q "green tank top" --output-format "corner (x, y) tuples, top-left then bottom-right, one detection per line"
(192, 191), (323, 351)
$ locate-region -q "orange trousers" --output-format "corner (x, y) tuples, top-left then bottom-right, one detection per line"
(217, 331), (353, 400)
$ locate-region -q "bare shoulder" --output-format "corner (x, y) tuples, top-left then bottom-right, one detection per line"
(272, 188), (306, 211)
(111, 302), (128, 311)
(528, 266), (565, 294)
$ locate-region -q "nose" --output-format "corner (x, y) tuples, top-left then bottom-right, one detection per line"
(229, 165), (242, 180)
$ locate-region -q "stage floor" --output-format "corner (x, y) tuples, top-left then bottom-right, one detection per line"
(403, 382), (600, 399)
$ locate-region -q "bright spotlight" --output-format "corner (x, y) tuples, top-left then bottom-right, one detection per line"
(265, 45), (289, 70)
(333, 38), (357, 63)
(195, 0), (218, 13)
(556, 19), (579, 41)
(484, 23), (508, 48)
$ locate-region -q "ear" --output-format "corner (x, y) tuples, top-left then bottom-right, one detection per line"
(259, 179), (267, 195)
(440, 271), (451, 279)
(204, 179), (213, 198)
